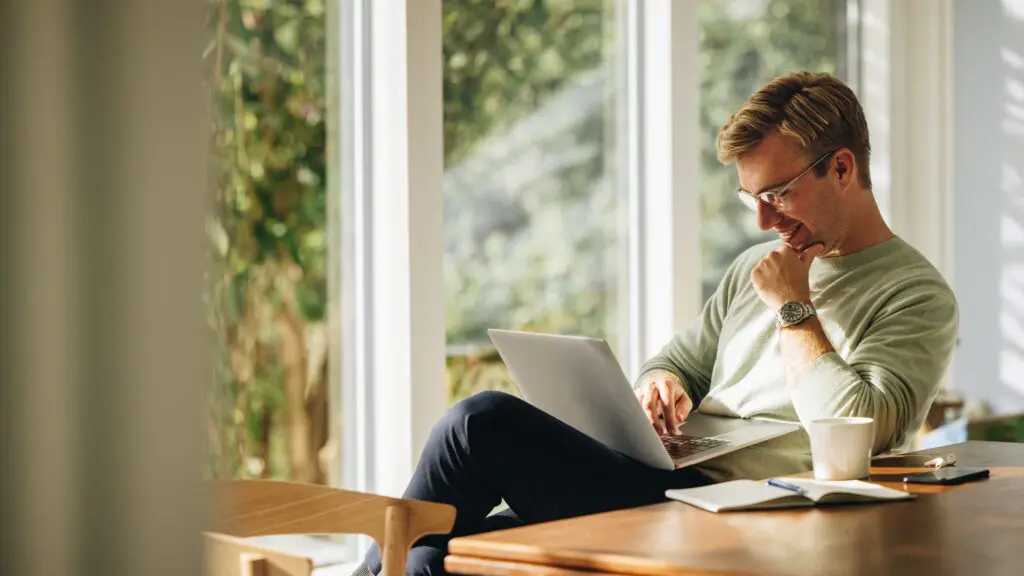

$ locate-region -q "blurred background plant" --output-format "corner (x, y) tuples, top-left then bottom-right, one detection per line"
(204, 0), (329, 482)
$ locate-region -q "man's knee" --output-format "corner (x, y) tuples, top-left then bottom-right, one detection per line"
(435, 390), (524, 440)
(449, 389), (522, 424)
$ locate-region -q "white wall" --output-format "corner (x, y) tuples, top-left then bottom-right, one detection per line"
(952, 0), (1024, 413)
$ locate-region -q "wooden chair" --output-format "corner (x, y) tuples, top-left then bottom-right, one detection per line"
(205, 531), (315, 576)
(206, 480), (457, 576)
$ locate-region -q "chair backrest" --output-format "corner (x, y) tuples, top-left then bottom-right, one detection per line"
(204, 531), (313, 576)
(207, 480), (456, 576)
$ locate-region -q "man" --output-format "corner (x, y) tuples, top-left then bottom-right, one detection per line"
(356, 71), (958, 575)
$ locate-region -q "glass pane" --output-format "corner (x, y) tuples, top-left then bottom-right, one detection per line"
(443, 1), (623, 404)
(204, 0), (334, 484)
(699, 0), (844, 300)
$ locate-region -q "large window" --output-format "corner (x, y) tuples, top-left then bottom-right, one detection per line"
(201, 0), (858, 481)
(204, 0), (337, 485)
(442, 0), (625, 403)
(698, 0), (848, 299)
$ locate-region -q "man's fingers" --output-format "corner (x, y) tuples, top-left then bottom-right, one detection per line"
(675, 407), (688, 426)
(675, 393), (693, 424)
(640, 388), (666, 434)
(637, 376), (689, 435)
(656, 381), (678, 434)
(800, 242), (825, 263)
(798, 243), (816, 260)
(642, 404), (661, 432)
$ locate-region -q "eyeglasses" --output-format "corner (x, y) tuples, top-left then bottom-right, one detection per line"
(736, 149), (838, 211)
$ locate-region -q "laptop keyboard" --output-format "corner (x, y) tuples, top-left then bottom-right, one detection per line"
(660, 434), (730, 460)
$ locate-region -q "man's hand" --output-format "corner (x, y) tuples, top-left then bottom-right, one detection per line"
(635, 372), (693, 435)
(751, 243), (824, 310)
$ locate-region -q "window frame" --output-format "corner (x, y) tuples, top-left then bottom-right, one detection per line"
(337, 0), (446, 565)
(340, 0), (446, 502)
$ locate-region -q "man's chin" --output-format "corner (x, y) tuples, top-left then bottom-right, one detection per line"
(777, 224), (807, 250)
(797, 241), (828, 256)
(780, 237), (806, 252)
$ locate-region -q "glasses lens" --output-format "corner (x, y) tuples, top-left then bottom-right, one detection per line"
(761, 192), (781, 207)
(737, 191), (758, 211)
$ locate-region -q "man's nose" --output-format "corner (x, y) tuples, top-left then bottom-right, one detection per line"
(756, 201), (781, 231)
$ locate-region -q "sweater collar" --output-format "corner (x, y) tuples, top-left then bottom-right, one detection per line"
(812, 236), (907, 274)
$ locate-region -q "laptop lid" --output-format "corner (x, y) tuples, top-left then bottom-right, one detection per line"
(487, 329), (676, 470)
(487, 329), (801, 470)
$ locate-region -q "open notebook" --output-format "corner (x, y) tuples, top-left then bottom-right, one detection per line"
(665, 478), (914, 512)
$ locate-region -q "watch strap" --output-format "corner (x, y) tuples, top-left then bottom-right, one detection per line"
(776, 301), (816, 327)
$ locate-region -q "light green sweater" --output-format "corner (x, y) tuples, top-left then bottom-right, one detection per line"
(638, 237), (958, 482)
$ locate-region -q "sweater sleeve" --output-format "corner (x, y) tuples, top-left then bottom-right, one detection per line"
(635, 253), (746, 407)
(790, 285), (959, 454)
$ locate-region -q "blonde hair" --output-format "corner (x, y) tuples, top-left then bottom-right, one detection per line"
(716, 71), (872, 189)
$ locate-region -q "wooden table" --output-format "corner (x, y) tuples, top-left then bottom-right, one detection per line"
(446, 441), (1024, 576)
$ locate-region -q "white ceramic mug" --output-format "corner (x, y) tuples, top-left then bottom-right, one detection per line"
(807, 417), (875, 480)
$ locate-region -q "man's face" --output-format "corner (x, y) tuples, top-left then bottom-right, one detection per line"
(735, 132), (845, 254)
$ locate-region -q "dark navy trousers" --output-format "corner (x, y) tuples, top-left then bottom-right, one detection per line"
(362, 391), (711, 575)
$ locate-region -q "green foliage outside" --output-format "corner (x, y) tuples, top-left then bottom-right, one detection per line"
(442, 0), (619, 402)
(205, 0), (330, 483)
(443, 0), (619, 344)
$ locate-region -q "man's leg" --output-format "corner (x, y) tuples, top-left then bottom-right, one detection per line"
(360, 390), (709, 575)
(358, 510), (524, 576)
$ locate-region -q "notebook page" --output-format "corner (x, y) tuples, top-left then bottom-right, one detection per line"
(666, 480), (811, 512)
(777, 478), (914, 503)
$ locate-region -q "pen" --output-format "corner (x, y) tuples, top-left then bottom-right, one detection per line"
(767, 478), (807, 495)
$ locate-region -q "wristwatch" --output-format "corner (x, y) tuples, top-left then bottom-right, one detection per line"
(776, 301), (816, 328)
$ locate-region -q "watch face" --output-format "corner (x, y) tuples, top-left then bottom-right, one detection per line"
(778, 301), (807, 324)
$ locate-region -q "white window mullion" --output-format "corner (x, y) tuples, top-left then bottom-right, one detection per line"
(364, 0), (445, 498)
(628, 0), (701, 376)
(861, 0), (953, 279)
(402, 0), (447, 480)
(861, 0), (954, 394)
(859, 0), (893, 225)
(622, 0), (643, 378)
(337, 0), (371, 562)
(839, 0), (862, 96)
(339, 0), (372, 496)
(894, 0), (954, 392)
(891, 0), (954, 281)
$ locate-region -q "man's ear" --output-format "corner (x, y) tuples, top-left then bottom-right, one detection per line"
(833, 148), (856, 192)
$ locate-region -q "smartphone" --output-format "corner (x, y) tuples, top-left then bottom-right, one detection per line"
(902, 467), (990, 485)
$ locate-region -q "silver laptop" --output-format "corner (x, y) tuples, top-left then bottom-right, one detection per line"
(488, 329), (801, 471)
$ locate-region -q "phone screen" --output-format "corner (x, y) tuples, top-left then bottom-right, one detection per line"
(903, 467), (989, 485)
